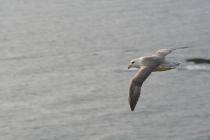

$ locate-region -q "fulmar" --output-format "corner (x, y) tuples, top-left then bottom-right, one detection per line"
(128, 47), (189, 111)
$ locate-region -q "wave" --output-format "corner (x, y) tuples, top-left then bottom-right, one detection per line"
(179, 64), (210, 71)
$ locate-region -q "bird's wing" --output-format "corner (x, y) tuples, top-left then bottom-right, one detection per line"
(154, 46), (189, 57)
(129, 60), (160, 111)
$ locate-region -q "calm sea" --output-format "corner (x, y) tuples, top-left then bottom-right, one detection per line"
(0, 0), (210, 140)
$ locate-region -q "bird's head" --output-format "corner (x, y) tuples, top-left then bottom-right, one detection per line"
(128, 57), (143, 69)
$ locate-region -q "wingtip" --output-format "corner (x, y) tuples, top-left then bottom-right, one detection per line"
(129, 100), (136, 111)
(172, 46), (191, 50)
(181, 46), (191, 49)
(130, 107), (135, 111)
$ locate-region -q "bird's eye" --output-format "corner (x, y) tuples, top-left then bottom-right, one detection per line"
(131, 61), (135, 64)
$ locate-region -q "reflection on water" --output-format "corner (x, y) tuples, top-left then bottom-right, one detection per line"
(186, 58), (210, 64)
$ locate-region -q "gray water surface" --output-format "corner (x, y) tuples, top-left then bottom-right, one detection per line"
(0, 0), (210, 140)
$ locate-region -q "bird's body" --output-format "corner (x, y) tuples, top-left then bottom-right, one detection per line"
(128, 46), (189, 111)
(130, 56), (180, 71)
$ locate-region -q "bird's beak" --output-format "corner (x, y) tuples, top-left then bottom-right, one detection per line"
(128, 65), (131, 69)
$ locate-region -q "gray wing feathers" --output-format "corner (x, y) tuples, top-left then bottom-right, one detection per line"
(129, 63), (159, 111)
(154, 46), (189, 57)
(129, 82), (141, 111)
(170, 46), (189, 51)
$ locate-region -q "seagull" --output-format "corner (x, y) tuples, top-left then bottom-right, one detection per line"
(128, 46), (189, 111)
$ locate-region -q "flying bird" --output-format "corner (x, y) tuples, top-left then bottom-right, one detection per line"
(128, 46), (189, 111)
